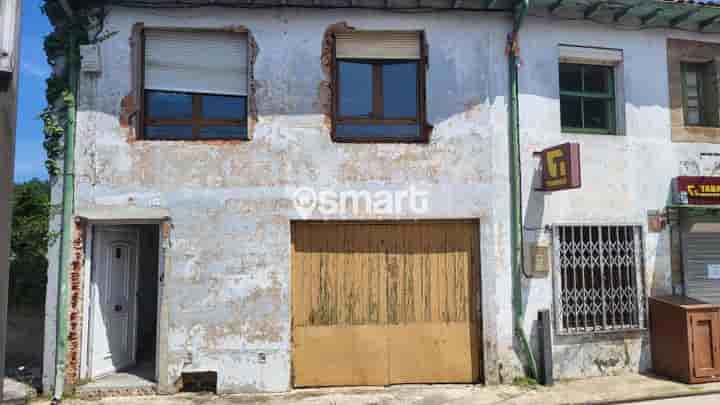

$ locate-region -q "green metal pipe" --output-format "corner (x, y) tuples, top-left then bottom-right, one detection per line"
(53, 30), (78, 402)
(508, 0), (538, 380)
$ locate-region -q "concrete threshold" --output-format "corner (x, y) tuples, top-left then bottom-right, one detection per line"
(75, 364), (157, 400)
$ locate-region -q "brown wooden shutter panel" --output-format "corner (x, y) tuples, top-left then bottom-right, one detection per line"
(130, 23), (145, 139)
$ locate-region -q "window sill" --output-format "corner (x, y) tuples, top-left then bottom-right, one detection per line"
(562, 131), (623, 138)
(556, 327), (646, 337)
(671, 125), (720, 144)
(562, 128), (620, 136)
(332, 138), (430, 144)
(133, 138), (251, 144)
(331, 124), (433, 144)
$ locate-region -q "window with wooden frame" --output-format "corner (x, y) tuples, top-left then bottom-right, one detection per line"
(559, 63), (616, 135)
(132, 27), (249, 140)
(681, 61), (719, 127)
(332, 31), (428, 142)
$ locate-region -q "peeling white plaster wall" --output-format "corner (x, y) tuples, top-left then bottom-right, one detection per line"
(64, 8), (517, 393)
(41, 6), (720, 394)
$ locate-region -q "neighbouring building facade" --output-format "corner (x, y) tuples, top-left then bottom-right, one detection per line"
(0, 0), (21, 400)
(42, 0), (720, 396)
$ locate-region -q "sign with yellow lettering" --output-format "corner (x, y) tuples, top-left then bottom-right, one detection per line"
(677, 176), (720, 205)
(538, 143), (581, 191)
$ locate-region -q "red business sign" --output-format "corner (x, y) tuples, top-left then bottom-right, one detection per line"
(538, 143), (581, 191)
(677, 176), (720, 205)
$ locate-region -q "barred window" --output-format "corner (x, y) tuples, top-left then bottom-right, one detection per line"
(553, 224), (646, 334)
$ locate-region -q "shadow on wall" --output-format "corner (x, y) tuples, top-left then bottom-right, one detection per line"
(517, 164), (548, 376)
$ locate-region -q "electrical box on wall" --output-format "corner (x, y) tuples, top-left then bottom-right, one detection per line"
(80, 44), (102, 73)
(526, 243), (551, 278)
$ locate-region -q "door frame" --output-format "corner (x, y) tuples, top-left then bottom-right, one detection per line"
(86, 225), (141, 378)
(81, 222), (164, 382)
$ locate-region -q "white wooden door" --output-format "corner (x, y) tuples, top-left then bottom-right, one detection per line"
(90, 227), (139, 378)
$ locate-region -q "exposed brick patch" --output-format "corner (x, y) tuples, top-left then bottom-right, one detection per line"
(319, 22), (355, 131)
(120, 94), (137, 143)
(65, 218), (86, 387)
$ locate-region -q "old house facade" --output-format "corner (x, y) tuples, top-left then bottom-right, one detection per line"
(42, 0), (720, 396)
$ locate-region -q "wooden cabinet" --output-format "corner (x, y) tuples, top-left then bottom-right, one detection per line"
(650, 296), (720, 383)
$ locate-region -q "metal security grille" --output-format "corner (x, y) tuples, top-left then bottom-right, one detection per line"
(553, 224), (645, 334)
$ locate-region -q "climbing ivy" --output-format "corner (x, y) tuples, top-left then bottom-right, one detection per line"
(40, 0), (106, 176)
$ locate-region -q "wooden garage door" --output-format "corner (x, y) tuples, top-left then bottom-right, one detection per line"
(291, 221), (481, 387)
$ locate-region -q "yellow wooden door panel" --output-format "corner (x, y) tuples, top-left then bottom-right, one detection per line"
(293, 325), (388, 387)
(387, 322), (475, 384)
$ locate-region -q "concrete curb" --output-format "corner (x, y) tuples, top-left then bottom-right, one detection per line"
(565, 389), (720, 405)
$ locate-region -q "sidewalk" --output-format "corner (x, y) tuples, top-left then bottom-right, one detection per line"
(30, 373), (720, 405)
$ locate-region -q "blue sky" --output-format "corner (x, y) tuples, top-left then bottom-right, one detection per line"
(14, 0), (51, 182)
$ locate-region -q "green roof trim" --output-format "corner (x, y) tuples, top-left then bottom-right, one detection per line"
(530, 0), (720, 32)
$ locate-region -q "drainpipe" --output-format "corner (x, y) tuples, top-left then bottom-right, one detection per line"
(52, 16), (79, 402)
(508, 0), (538, 380)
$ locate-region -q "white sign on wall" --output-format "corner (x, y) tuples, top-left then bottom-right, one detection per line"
(708, 264), (720, 279)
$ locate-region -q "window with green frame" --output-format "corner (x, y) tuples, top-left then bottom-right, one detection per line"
(559, 63), (616, 134)
(681, 62), (719, 127)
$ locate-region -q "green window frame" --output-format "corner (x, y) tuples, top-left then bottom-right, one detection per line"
(559, 63), (616, 135)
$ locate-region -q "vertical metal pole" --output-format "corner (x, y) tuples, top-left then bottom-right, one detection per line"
(633, 226), (644, 328)
(599, 225), (606, 330)
(508, 0), (537, 379)
(53, 30), (78, 401)
(552, 226), (563, 333)
(537, 309), (554, 386)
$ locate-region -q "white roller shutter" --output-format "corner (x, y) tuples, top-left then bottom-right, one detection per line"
(558, 45), (622, 66)
(144, 29), (248, 96)
(684, 214), (720, 304)
(335, 31), (421, 60)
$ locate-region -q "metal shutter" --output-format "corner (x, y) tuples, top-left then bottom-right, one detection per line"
(684, 214), (720, 304)
(144, 29), (248, 96)
(335, 31), (421, 60)
(558, 45), (622, 66)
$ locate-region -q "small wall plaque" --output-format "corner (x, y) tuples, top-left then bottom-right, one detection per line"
(80, 44), (101, 73)
(527, 244), (551, 278)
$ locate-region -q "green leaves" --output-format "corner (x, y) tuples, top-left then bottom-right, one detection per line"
(41, 0), (109, 178)
(9, 180), (52, 307)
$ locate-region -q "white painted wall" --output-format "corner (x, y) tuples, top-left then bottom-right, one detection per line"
(518, 17), (720, 378)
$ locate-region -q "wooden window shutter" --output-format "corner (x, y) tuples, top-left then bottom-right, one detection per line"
(130, 22), (144, 139)
(335, 31), (421, 60)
